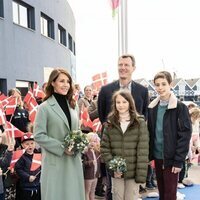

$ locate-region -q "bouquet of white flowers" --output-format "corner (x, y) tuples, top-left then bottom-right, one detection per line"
(108, 156), (127, 173)
(64, 130), (89, 156)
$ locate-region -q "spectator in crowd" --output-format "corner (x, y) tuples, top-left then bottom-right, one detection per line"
(6, 88), (30, 149)
(82, 132), (101, 200)
(0, 130), (15, 200)
(78, 85), (93, 133)
(33, 68), (85, 200)
(15, 133), (41, 200)
(148, 71), (192, 200)
(74, 84), (84, 100)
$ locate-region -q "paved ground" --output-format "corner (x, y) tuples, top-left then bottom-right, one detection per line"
(95, 165), (200, 200)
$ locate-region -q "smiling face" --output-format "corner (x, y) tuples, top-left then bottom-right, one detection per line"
(51, 73), (70, 95)
(154, 78), (172, 100)
(118, 57), (135, 82)
(115, 94), (129, 114)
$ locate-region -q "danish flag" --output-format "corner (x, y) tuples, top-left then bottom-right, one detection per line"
(10, 149), (26, 169)
(0, 103), (6, 125)
(33, 82), (45, 99)
(23, 89), (34, 104)
(92, 118), (102, 133)
(5, 121), (24, 138)
(0, 93), (7, 102)
(92, 72), (108, 91)
(80, 106), (93, 128)
(30, 153), (42, 171)
(26, 97), (38, 123)
(5, 96), (17, 115)
(73, 91), (79, 102)
(1, 96), (15, 108)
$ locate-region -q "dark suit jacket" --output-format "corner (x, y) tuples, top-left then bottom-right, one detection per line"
(98, 80), (149, 123)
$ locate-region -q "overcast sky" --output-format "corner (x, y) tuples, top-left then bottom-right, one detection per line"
(68, 0), (200, 87)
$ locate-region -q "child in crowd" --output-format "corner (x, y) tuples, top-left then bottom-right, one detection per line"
(148, 71), (192, 200)
(82, 132), (101, 200)
(0, 130), (15, 200)
(15, 133), (41, 200)
(189, 107), (200, 164)
(101, 90), (149, 200)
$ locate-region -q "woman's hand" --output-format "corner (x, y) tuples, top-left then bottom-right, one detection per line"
(171, 166), (181, 174)
(64, 148), (74, 156)
(114, 171), (122, 178)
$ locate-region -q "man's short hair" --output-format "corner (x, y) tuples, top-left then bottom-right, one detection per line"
(118, 54), (135, 66)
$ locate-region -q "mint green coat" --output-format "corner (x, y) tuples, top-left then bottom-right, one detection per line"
(33, 96), (85, 200)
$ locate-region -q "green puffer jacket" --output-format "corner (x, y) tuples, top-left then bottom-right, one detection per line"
(101, 116), (149, 183)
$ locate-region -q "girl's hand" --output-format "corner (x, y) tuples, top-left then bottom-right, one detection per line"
(171, 166), (181, 174)
(114, 171), (122, 178)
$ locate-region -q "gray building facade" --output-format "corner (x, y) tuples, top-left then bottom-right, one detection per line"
(0, 0), (76, 95)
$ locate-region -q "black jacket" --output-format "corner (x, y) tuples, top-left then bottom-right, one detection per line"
(98, 80), (149, 123)
(15, 152), (41, 190)
(148, 93), (192, 168)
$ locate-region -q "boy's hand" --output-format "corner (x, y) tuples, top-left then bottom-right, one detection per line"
(29, 175), (36, 182)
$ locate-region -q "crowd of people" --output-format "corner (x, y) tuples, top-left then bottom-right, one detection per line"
(0, 54), (199, 200)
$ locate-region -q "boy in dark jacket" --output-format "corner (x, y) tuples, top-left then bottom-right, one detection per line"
(15, 133), (41, 200)
(148, 71), (192, 200)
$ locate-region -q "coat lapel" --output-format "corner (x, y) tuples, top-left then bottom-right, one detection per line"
(47, 96), (71, 132)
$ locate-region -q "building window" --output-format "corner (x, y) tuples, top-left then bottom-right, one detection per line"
(41, 13), (54, 39)
(73, 41), (76, 55)
(0, 0), (4, 18)
(12, 0), (35, 30)
(58, 24), (66, 46)
(68, 33), (73, 52)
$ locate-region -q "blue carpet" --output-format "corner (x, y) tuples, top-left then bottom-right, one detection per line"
(143, 184), (200, 200)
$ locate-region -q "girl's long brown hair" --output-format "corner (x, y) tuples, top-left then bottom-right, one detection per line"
(108, 90), (140, 127)
(43, 68), (76, 109)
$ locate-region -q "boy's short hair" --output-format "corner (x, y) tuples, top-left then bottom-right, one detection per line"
(21, 132), (34, 143)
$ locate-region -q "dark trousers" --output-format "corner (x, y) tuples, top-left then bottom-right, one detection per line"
(0, 193), (4, 200)
(105, 169), (112, 200)
(155, 159), (179, 200)
(179, 161), (186, 183)
(20, 189), (41, 200)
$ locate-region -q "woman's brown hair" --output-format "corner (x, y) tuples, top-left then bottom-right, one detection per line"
(44, 68), (76, 109)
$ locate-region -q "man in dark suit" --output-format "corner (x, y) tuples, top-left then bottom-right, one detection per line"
(98, 54), (149, 200)
(98, 54), (149, 123)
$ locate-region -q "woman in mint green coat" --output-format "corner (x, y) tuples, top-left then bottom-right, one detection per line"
(33, 68), (85, 200)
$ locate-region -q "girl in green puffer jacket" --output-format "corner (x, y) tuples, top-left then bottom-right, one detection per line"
(101, 90), (149, 200)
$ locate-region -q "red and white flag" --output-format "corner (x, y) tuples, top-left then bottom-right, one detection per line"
(30, 153), (42, 171)
(5, 121), (24, 138)
(80, 106), (93, 128)
(10, 149), (26, 169)
(23, 89), (34, 104)
(73, 91), (79, 102)
(92, 118), (102, 133)
(1, 96), (15, 108)
(92, 72), (108, 91)
(0, 103), (6, 125)
(0, 93), (7, 102)
(4, 96), (17, 115)
(33, 82), (45, 99)
(26, 97), (38, 123)
(110, 0), (120, 18)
